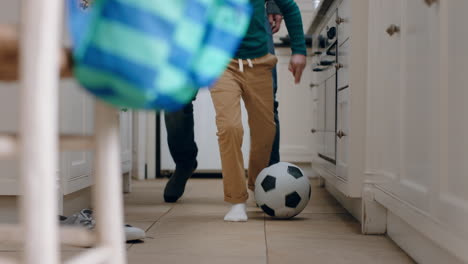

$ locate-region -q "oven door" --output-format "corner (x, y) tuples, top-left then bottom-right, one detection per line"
(317, 74), (336, 165)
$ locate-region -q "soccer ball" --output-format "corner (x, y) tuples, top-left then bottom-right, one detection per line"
(255, 162), (311, 219)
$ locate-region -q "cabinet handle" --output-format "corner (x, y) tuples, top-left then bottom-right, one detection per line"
(386, 24), (400, 36)
(309, 83), (318, 88)
(320, 60), (335, 66)
(424, 0), (438, 6)
(334, 63), (343, 70)
(336, 16), (345, 25)
(336, 130), (346, 138)
(311, 129), (317, 134)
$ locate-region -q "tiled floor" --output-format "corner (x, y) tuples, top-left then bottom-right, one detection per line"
(124, 178), (414, 264)
(0, 178), (415, 264)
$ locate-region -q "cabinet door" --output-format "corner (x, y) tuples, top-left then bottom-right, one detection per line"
(366, 0), (403, 189)
(336, 88), (349, 181)
(323, 75), (336, 162)
(371, 0), (438, 213)
(314, 82), (326, 160)
(60, 80), (94, 195)
(120, 110), (132, 174)
(436, 0), (468, 242)
(385, 0), (440, 212)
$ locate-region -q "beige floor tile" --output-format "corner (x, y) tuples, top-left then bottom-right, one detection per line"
(267, 239), (414, 264)
(127, 252), (266, 264)
(147, 210), (265, 236)
(0, 178), (415, 264)
(265, 213), (361, 237)
(124, 204), (172, 222)
(129, 233), (266, 257)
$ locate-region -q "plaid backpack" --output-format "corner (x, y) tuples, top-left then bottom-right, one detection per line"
(67, 0), (252, 111)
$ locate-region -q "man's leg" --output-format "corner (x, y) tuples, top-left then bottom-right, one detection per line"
(265, 18), (280, 165)
(163, 97), (198, 203)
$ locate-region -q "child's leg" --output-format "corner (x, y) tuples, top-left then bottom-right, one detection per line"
(242, 54), (278, 191)
(209, 64), (248, 205)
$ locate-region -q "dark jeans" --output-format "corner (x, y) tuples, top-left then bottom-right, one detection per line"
(164, 95), (198, 168)
(265, 17), (280, 165)
(164, 18), (280, 168)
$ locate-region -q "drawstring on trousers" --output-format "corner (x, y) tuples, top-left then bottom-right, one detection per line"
(237, 58), (254, 72)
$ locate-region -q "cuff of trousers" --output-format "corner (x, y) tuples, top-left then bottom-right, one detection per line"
(224, 193), (249, 204)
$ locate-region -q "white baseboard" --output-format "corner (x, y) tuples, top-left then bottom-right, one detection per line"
(324, 179), (362, 222)
(387, 212), (464, 264)
(373, 186), (467, 264)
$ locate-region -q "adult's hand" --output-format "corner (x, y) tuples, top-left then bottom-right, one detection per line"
(288, 54), (306, 84)
(268, 14), (283, 34)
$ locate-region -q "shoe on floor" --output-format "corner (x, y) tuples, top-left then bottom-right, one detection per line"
(59, 209), (146, 242)
(124, 224), (146, 242)
(164, 161), (197, 203)
(59, 209), (95, 229)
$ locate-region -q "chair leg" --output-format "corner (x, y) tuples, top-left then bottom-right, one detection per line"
(19, 0), (62, 263)
(93, 101), (126, 264)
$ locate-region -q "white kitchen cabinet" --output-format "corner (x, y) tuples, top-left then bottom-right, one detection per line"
(160, 89), (251, 173)
(309, 0), (369, 202)
(0, 78), (133, 205)
(276, 48), (315, 163)
(336, 87), (349, 182)
(59, 80), (95, 195)
(366, 0), (468, 262)
(120, 110), (132, 174)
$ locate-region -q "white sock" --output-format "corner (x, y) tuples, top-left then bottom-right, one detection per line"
(224, 203), (248, 222)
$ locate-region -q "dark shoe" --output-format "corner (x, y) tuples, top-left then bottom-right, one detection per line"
(163, 161), (197, 203)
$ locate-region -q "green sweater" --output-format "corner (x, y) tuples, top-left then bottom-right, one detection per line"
(235, 0), (306, 59)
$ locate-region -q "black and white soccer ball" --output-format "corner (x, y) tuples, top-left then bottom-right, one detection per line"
(255, 162), (311, 219)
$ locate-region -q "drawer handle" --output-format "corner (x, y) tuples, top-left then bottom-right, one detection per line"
(334, 63), (343, 70)
(424, 0), (438, 6)
(309, 83), (319, 88)
(386, 24), (400, 36)
(336, 130), (346, 139)
(311, 129), (317, 134)
(313, 68), (325, 72)
(336, 16), (345, 25)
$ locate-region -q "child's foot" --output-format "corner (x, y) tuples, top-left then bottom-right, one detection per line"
(247, 190), (257, 208)
(224, 203), (248, 222)
(164, 161), (197, 203)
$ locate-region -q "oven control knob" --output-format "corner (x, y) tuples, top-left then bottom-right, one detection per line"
(327, 27), (336, 39)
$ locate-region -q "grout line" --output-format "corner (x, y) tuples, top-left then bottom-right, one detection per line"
(127, 205), (175, 251)
(263, 214), (269, 264)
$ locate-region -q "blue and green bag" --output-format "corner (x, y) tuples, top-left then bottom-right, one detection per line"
(67, 0), (252, 111)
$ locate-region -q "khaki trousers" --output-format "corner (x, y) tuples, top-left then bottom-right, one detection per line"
(210, 53), (278, 204)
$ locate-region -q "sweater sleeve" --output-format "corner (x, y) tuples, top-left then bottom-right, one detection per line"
(274, 0), (306, 55)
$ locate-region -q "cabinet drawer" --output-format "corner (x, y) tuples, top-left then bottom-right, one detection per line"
(337, 38), (350, 90)
(337, 0), (351, 45)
